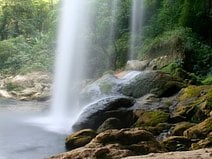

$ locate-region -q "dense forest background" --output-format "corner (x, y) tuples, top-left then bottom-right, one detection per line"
(0, 0), (211, 78)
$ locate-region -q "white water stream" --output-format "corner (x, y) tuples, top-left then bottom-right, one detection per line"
(129, 0), (144, 60)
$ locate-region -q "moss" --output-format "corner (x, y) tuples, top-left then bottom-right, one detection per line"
(202, 75), (212, 85)
(135, 110), (169, 127)
(99, 82), (112, 94)
(179, 85), (211, 101)
(161, 62), (180, 76)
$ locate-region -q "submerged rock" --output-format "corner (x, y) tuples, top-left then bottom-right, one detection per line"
(72, 96), (135, 131)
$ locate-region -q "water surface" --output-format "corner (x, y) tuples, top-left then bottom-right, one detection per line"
(0, 98), (66, 159)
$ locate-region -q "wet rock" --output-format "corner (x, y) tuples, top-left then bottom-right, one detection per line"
(49, 128), (164, 159)
(97, 117), (123, 133)
(72, 96), (135, 131)
(65, 129), (97, 150)
(183, 117), (212, 139)
(162, 136), (192, 151)
(120, 71), (184, 98)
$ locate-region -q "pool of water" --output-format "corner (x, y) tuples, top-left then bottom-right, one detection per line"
(0, 98), (66, 159)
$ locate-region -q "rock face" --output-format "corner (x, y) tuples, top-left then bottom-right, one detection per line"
(49, 128), (164, 159)
(0, 72), (52, 101)
(72, 96), (135, 131)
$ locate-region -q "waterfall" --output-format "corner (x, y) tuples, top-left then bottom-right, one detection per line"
(49, 0), (91, 132)
(129, 0), (144, 60)
(29, 0), (121, 134)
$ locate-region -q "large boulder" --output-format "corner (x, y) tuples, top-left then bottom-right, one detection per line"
(120, 71), (184, 98)
(49, 128), (164, 159)
(79, 71), (184, 104)
(72, 96), (135, 131)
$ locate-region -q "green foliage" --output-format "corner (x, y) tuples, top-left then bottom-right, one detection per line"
(0, 35), (54, 75)
(202, 75), (212, 85)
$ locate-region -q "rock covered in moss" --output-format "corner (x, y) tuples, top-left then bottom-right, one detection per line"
(171, 85), (212, 123)
(162, 136), (192, 151)
(171, 122), (196, 136)
(97, 117), (123, 133)
(135, 110), (169, 127)
(183, 117), (212, 139)
(50, 128), (164, 159)
(65, 129), (97, 150)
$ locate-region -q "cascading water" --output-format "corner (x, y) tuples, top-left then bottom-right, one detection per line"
(129, 0), (144, 60)
(49, 0), (91, 132)
(29, 0), (123, 134)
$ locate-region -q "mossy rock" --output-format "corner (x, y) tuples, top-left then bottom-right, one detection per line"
(97, 118), (123, 133)
(172, 85), (212, 123)
(162, 136), (192, 151)
(161, 63), (200, 84)
(65, 129), (97, 150)
(171, 122), (196, 136)
(135, 110), (169, 127)
(140, 123), (172, 135)
(191, 136), (212, 150)
(183, 117), (212, 139)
